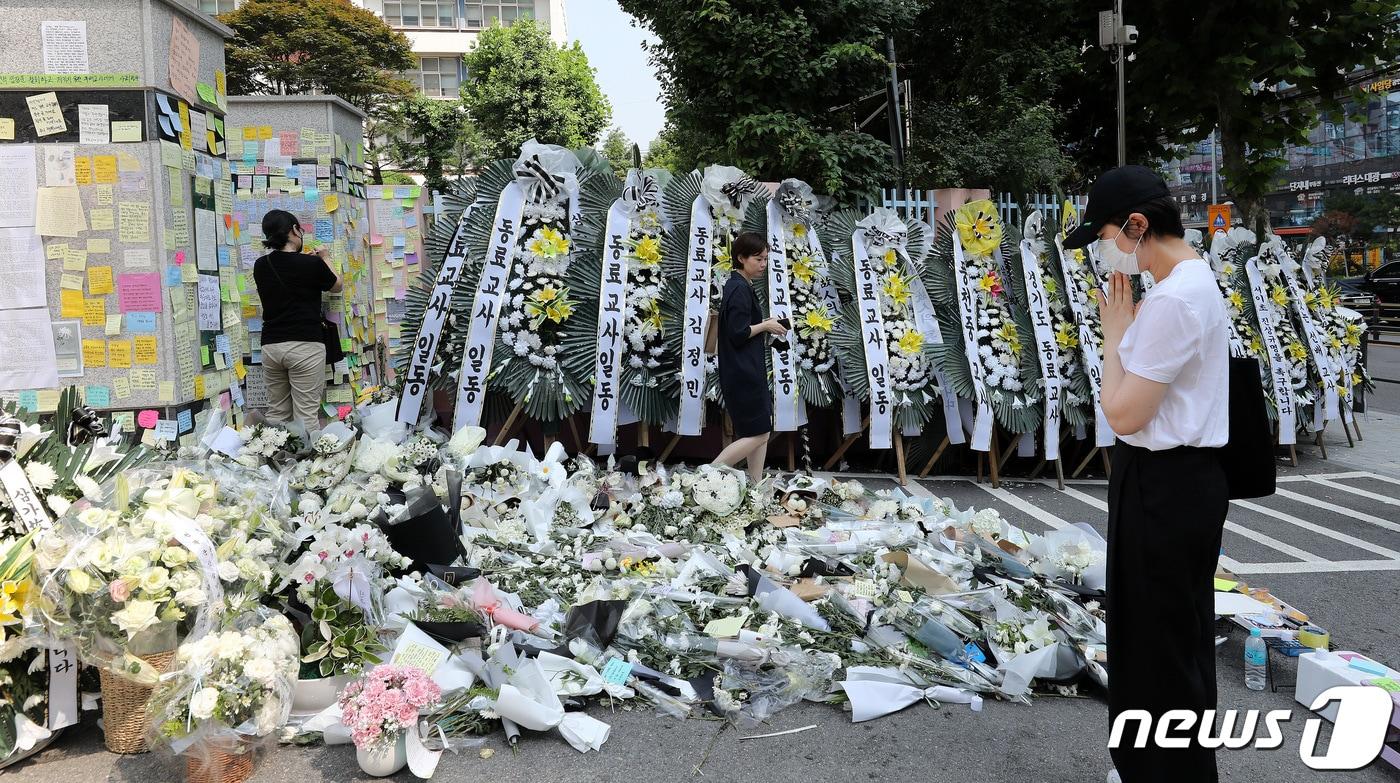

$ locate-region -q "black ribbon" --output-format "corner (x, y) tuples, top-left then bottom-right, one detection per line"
(67, 405), (107, 446)
(0, 415), (20, 463)
(514, 154), (566, 202)
(623, 173), (660, 212)
(863, 226), (903, 250)
(720, 176), (760, 209)
(777, 189), (811, 224)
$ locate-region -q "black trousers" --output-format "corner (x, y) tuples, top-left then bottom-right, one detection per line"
(1107, 441), (1228, 783)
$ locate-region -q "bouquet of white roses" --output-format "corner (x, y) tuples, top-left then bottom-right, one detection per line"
(289, 423), (358, 493)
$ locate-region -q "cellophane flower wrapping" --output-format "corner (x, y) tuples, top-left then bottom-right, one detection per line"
(33, 461), (293, 684)
(146, 604), (300, 763)
(338, 663), (442, 749)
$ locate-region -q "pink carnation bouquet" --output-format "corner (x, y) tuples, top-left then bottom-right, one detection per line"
(337, 664), (442, 748)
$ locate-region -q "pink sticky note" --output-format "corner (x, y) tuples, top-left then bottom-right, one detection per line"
(118, 273), (162, 313)
(137, 409), (159, 428)
(369, 234), (383, 246)
(336, 404), (352, 420)
(219, 391), (231, 411)
(175, 250), (186, 265)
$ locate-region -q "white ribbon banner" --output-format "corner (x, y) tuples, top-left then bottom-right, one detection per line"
(454, 182), (525, 431)
(1245, 258), (1298, 444)
(765, 201), (805, 431)
(1055, 237), (1115, 447)
(0, 461), (50, 532)
(1020, 240), (1063, 460)
(838, 678), (983, 722)
(677, 195), (713, 436)
(950, 233), (994, 452)
(171, 516), (225, 640)
(588, 200), (631, 447)
(851, 230), (894, 449)
(396, 206), (475, 426)
(1283, 273), (1339, 427)
(810, 232), (862, 436)
(906, 248), (965, 445)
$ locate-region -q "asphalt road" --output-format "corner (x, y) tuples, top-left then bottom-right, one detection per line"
(1363, 344), (1400, 413)
(8, 447), (1400, 782)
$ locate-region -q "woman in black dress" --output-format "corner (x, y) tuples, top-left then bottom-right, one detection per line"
(712, 232), (788, 481)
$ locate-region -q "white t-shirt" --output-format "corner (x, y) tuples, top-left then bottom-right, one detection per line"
(1116, 259), (1229, 450)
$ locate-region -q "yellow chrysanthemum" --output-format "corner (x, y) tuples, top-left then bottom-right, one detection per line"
(993, 322), (1021, 356)
(1287, 341), (1307, 362)
(801, 306), (835, 334)
(1318, 288), (1337, 309)
(792, 224), (807, 238)
(714, 244), (732, 274)
(896, 331), (924, 355)
(643, 304), (663, 333)
(954, 200), (1002, 256)
(1043, 277), (1058, 298)
(1054, 322), (1079, 351)
(527, 226), (570, 258)
(1249, 336), (1264, 356)
(1302, 291), (1317, 309)
(525, 285), (576, 326)
(633, 235), (662, 267)
(882, 273), (912, 307)
(1270, 285), (1289, 308)
(792, 255), (818, 285)
(1228, 291), (1244, 312)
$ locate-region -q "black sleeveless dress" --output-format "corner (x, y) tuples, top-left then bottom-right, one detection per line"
(717, 273), (772, 437)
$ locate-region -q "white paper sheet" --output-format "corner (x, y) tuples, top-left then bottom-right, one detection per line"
(0, 228), (48, 310)
(0, 308), (59, 391)
(195, 207), (217, 270)
(42, 146), (75, 187)
(41, 21), (88, 74)
(78, 104), (109, 144)
(0, 147), (38, 228)
(1214, 592), (1276, 616)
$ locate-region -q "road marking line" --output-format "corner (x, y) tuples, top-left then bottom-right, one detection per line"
(1224, 559), (1400, 575)
(968, 481), (1069, 531)
(1051, 483), (1323, 563)
(1272, 487), (1400, 534)
(1232, 499), (1400, 559)
(1305, 476), (1400, 507)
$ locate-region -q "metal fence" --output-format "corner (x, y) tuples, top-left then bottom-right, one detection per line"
(874, 188), (1088, 230)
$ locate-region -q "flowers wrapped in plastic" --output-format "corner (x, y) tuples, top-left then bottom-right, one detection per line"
(146, 604), (299, 783)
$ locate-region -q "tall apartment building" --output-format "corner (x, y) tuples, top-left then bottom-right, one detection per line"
(199, 0), (569, 99)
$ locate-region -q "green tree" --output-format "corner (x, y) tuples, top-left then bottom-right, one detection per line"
(1318, 191), (1400, 242)
(461, 21), (612, 159)
(642, 124), (683, 173)
(1125, 2), (1400, 235)
(598, 127), (633, 177)
(382, 95), (484, 192)
(221, 0), (415, 109)
(616, 0), (914, 204)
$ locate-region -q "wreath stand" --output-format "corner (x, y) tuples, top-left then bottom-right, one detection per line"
(816, 416), (909, 486)
(1027, 429), (1072, 490)
(1071, 446), (1113, 479)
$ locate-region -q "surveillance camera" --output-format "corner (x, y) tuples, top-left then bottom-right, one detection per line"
(1122, 25), (1139, 45)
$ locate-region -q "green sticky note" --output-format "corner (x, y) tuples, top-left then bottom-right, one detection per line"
(197, 82), (217, 105)
(340, 338), (352, 352)
(703, 614), (748, 638)
(1368, 677), (1400, 692)
(1213, 578), (1239, 592)
(201, 345), (211, 365)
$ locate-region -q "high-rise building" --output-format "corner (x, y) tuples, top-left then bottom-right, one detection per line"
(199, 0), (569, 99)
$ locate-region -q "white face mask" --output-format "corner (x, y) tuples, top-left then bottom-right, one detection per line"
(1096, 225), (1141, 274)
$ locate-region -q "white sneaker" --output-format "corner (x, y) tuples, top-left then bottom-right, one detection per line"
(1107, 770), (1122, 783)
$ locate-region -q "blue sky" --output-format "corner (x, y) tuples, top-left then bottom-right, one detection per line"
(567, 0), (665, 152)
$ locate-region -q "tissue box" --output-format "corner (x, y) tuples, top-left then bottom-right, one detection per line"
(1296, 651), (1400, 722)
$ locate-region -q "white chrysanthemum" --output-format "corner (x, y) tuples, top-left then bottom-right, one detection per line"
(23, 462), (59, 491)
(74, 474), (102, 500)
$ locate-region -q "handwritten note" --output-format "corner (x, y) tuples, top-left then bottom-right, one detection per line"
(134, 335), (157, 365)
(0, 119), (12, 140)
(35, 186), (87, 237)
(26, 92), (66, 136)
(88, 265), (113, 294)
(118, 201), (150, 242)
(168, 17), (200, 103)
(0, 228), (47, 310)
(82, 338), (105, 368)
(197, 273), (220, 330)
(117, 272), (161, 312)
(111, 120), (142, 142)
(78, 104), (109, 144)
(0, 148), (37, 228)
(41, 21), (89, 75)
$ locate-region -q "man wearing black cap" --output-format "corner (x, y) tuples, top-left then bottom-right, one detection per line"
(1065, 165), (1229, 783)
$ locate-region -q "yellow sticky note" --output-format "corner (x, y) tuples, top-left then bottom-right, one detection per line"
(233, 359), (246, 380)
(62, 247), (86, 270)
(193, 375), (205, 399)
(180, 130), (192, 151)
(82, 297), (105, 327)
(242, 126), (256, 141)
(35, 186), (87, 237)
(60, 289), (84, 317)
(0, 118), (13, 140)
(113, 376), (131, 399)
(158, 381), (174, 403)
(45, 242), (66, 261)
(95, 184), (114, 206)
(111, 121), (142, 142)
(206, 130), (216, 152)
(105, 314), (123, 336)
(88, 238), (111, 254)
(108, 340), (132, 369)
(36, 390), (60, 412)
(1213, 578), (1239, 592)
(74, 156), (92, 185)
(258, 125), (273, 140)
(703, 615), (748, 638)
(90, 208), (114, 231)
(325, 194), (339, 212)
(26, 92), (66, 136)
(178, 102), (190, 133)
(82, 339), (106, 368)
(89, 265), (114, 295)
(134, 335), (158, 365)
(93, 155), (118, 185)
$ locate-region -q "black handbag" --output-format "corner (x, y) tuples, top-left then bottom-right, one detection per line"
(1221, 356), (1276, 499)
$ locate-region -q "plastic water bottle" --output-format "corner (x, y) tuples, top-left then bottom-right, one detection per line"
(1245, 628), (1268, 690)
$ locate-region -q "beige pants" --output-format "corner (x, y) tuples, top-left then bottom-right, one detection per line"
(262, 341), (326, 427)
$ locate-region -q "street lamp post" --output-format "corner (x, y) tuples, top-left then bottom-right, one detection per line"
(1099, 5), (1137, 166)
